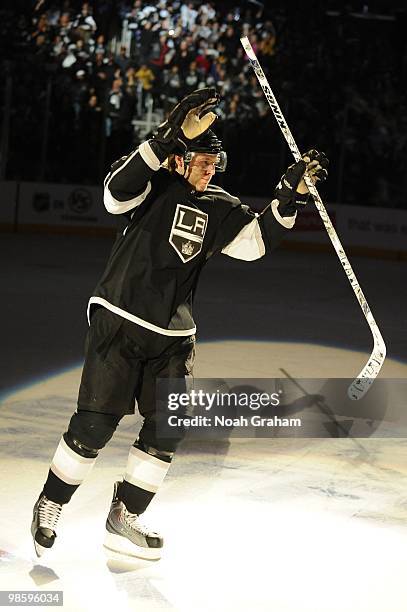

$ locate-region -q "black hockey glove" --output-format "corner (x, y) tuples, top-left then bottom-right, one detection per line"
(302, 149), (329, 183)
(153, 87), (219, 155)
(276, 149), (329, 217)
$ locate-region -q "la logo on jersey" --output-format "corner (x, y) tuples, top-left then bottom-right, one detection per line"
(169, 204), (208, 263)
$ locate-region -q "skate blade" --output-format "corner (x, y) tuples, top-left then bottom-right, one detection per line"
(103, 549), (153, 571)
(103, 532), (162, 561)
(33, 541), (48, 558)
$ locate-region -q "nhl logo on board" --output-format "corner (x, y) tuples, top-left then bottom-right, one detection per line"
(68, 188), (92, 214)
(169, 204), (208, 263)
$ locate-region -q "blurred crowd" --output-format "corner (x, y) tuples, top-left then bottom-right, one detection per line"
(2, 0), (407, 206)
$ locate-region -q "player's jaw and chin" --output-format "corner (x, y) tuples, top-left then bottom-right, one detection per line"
(195, 175), (213, 191)
(185, 171), (211, 192)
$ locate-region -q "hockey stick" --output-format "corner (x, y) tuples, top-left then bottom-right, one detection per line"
(240, 36), (386, 400)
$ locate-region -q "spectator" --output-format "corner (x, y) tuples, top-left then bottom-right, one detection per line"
(162, 65), (183, 113)
(94, 34), (107, 55)
(139, 21), (156, 63)
(172, 39), (194, 76)
(135, 63), (155, 93)
(150, 34), (170, 69)
(184, 60), (201, 94)
(71, 69), (89, 126)
(135, 63), (155, 114)
(72, 2), (97, 43)
(219, 25), (239, 57)
(180, 2), (198, 30)
(116, 45), (131, 72)
(196, 46), (211, 75)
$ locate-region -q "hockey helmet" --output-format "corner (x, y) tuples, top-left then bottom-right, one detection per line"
(184, 130), (227, 173)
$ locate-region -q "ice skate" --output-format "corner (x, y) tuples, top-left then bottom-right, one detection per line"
(104, 482), (163, 560)
(31, 493), (62, 557)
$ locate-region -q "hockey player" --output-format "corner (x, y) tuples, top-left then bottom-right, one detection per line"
(31, 88), (328, 560)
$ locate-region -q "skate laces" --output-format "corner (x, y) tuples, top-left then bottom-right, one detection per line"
(38, 497), (62, 532)
(123, 510), (155, 537)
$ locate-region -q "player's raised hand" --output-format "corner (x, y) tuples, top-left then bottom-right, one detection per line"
(179, 88), (219, 141)
(155, 88), (219, 152)
(274, 150), (329, 215)
(296, 150), (329, 194)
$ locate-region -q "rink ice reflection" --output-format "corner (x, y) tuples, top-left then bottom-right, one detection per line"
(1, 340), (407, 612)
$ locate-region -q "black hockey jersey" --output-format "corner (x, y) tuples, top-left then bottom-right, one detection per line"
(88, 140), (298, 336)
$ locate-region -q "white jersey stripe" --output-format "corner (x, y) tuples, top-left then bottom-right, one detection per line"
(87, 297), (196, 336)
(138, 141), (161, 171)
(221, 217), (265, 261)
(271, 198), (297, 228)
(104, 181), (152, 214)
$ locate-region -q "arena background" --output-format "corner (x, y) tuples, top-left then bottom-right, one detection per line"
(1, 2), (407, 612)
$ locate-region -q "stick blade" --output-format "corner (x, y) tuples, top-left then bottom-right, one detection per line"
(348, 342), (386, 400)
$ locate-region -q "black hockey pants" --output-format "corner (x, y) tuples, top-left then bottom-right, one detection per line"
(71, 306), (195, 453)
